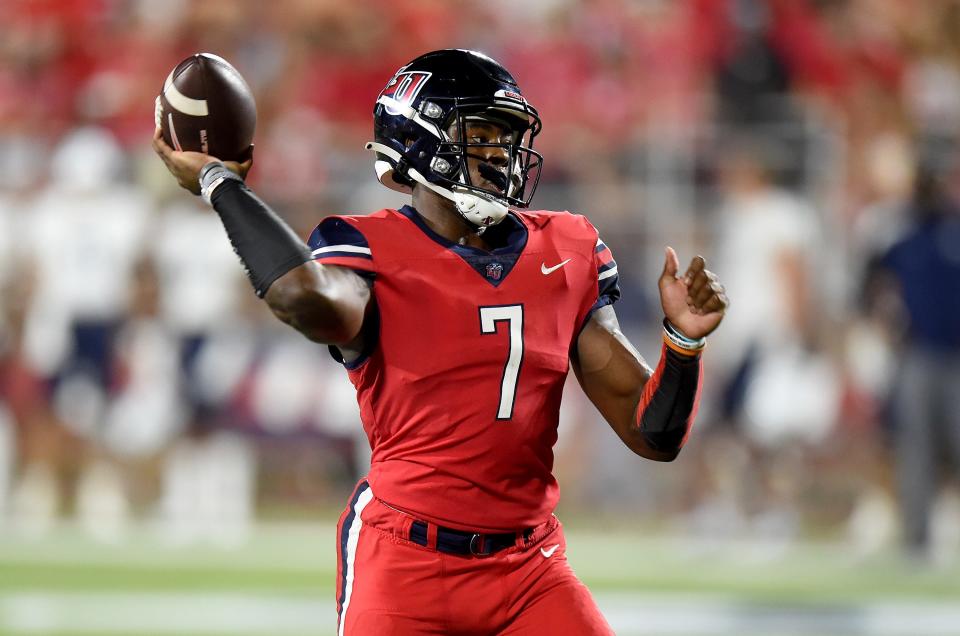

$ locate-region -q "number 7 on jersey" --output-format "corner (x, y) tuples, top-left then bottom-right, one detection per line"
(479, 304), (524, 420)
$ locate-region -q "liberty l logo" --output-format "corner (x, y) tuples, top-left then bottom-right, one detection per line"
(379, 71), (432, 115)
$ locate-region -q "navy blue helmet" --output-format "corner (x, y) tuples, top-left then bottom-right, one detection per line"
(366, 49), (543, 228)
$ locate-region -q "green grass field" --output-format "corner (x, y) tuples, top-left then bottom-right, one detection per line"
(1, 521), (958, 635)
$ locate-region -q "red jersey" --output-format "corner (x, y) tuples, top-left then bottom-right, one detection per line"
(308, 205), (619, 533)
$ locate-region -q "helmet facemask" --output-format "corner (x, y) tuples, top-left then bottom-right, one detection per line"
(398, 97), (542, 231)
(431, 101), (542, 212)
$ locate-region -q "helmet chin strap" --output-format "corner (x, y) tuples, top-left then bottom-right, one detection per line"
(366, 142), (509, 231)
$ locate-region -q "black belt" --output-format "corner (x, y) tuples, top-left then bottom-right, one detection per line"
(409, 521), (531, 556)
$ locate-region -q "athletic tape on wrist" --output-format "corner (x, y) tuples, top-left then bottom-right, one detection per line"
(200, 161), (242, 205)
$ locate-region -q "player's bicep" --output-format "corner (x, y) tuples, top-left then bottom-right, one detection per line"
(266, 216), (378, 345)
(266, 260), (372, 345)
(572, 305), (653, 429)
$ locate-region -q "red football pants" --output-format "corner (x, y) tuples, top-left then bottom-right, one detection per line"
(335, 480), (613, 635)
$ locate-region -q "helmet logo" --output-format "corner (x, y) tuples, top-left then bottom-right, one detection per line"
(379, 71), (432, 116)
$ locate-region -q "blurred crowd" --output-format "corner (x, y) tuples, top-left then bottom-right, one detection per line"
(1, 0), (959, 562)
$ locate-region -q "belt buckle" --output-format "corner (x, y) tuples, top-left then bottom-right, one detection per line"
(468, 533), (485, 556)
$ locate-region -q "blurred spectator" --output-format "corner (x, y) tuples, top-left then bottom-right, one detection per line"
(159, 427), (256, 547)
(22, 127), (150, 431)
(871, 163), (960, 562)
(15, 126), (150, 535)
(102, 257), (181, 458)
(714, 0), (794, 126)
(0, 251), (61, 537)
(150, 197), (246, 421)
(695, 135), (836, 542)
(710, 136), (833, 444)
(148, 200), (258, 546)
(156, 312), (259, 547)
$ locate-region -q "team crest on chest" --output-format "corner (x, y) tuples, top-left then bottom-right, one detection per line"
(485, 262), (504, 280)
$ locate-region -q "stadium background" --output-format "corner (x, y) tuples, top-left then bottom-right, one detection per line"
(1, 0), (960, 634)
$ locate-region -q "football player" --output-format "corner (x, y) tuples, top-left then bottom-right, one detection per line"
(153, 49), (727, 635)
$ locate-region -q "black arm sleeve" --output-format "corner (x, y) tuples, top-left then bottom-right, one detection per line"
(636, 347), (703, 452)
(206, 172), (312, 298)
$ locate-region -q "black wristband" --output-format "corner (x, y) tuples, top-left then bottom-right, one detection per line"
(206, 175), (312, 297)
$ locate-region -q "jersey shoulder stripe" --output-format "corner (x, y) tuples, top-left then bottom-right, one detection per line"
(308, 217), (371, 257)
(598, 261), (618, 281)
(307, 215), (375, 272)
(592, 234), (621, 313)
(594, 235), (619, 285)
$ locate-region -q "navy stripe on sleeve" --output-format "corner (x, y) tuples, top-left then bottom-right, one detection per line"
(595, 238), (621, 308)
(308, 217), (372, 260)
(580, 235), (622, 330)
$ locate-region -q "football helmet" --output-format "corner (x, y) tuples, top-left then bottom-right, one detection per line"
(367, 49), (543, 229)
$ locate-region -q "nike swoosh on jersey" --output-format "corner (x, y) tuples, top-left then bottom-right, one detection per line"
(540, 543), (561, 558)
(540, 259), (572, 275)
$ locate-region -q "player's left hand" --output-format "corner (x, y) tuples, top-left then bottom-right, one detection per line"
(658, 247), (728, 340)
(152, 127), (252, 195)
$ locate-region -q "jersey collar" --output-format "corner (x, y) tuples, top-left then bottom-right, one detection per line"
(398, 205), (528, 287)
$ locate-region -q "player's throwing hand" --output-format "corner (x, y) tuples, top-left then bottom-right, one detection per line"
(152, 127), (252, 195)
(658, 246), (728, 340)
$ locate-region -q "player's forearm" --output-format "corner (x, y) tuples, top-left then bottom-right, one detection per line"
(631, 343), (703, 460)
(203, 163), (312, 296)
(201, 162), (369, 344)
(574, 312), (703, 461)
(584, 349), (702, 462)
